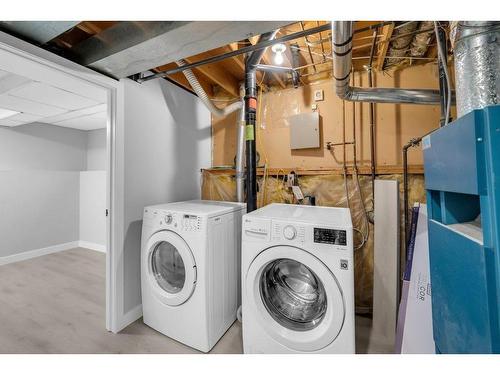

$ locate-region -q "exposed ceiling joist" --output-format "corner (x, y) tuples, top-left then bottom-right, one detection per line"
(376, 23), (395, 70)
(153, 63), (214, 97)
(183, 57), (240, 97)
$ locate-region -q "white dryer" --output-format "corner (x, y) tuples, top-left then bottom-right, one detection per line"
(241, 203), (355, 353)
(141, 200), (245, 352)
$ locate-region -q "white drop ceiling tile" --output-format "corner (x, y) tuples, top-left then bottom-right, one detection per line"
(55, 111), (107, 131)
(0, 118), (24, 127)
(0, 94), (68, 117)
(0, 73), (32, 95)
(43, 103), (107, 124)
(9, 81), (100, 111)
(8, 113), (43, 123)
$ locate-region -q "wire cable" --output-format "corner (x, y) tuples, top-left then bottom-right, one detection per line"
(434, 22), (452, 126)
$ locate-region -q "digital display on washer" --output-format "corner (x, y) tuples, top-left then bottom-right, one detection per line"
(314, 228), (347, 246)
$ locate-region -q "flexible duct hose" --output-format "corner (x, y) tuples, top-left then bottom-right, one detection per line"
(176, 59), (242, 117)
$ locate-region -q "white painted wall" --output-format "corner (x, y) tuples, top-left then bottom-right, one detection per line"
(86, 128), (106, 170)
(0, 170), (80, 257)
(0, 122), (107, 259)
(121, 78), (211, 315)
(79, 171), (106, 249)
(0, 122), (87, 171)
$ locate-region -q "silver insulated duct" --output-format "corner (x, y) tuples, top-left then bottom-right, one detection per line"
(332, 21), (443, 104)
(452, 21), (500, 117)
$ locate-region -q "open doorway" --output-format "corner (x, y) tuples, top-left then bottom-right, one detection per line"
(0, 57), (112, 352)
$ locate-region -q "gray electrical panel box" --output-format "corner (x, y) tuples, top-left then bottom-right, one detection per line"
(289, 112), (320, 150)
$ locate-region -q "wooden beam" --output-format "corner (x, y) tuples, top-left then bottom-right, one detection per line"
(153, 63), (214, 97)
(76, 22), (102, 35)
(183, 57), (240, 97)
(249, 36), (287, 89)
(226, 43), (245, 71)
(376, 23), (395, 71)
(202, 165), (424, 176)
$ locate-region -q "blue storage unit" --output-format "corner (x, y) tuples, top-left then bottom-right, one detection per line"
(423, 105), (500, 353)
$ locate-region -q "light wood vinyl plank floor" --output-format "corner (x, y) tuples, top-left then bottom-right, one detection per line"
(0, 248), (391, 354)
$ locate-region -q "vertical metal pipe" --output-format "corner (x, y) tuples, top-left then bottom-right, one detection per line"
(235, 103), (246, 202)
(245, 70), (258, 212)
(367, 30), (377, 202)
(402, 138), (422, 256)
(403, 144), (410, 254)
(245, 30), (279, 212)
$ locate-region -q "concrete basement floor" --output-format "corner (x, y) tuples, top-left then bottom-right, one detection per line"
(0, 248), (393, 354)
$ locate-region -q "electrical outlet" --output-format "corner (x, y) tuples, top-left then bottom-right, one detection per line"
(314, 89), (324, 101)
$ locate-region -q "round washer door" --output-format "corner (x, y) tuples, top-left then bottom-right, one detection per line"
(145, 230), (197, 306)
(246, 245), (345, 352)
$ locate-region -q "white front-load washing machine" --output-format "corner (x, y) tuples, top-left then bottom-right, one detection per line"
(141, 200), (245, 352)
(241, 203), (355, 354)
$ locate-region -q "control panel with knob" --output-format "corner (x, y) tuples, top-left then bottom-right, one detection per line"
(164, 214), (173, 224)
(283, 225), (297, 240)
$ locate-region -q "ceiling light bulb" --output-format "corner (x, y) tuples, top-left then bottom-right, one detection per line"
(274, 52), (284, 65)
(271, 43), (287, 66)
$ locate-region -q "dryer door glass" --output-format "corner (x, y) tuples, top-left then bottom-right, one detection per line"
(260, 258), (327, 331)
(151, 241), (186, 294)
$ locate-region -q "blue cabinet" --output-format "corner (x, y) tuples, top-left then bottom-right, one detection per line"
(423, 105), (500, 353)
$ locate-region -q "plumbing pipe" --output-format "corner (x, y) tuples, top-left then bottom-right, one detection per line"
(245, 30), (279, 212)
(235, 103), (246, 203)
(176, 59), (242, 117)
(367, 30), (377, 212)
(254, 64), (300, 88)
(402, 137), (422, 258)
(332, 21), (449, 105)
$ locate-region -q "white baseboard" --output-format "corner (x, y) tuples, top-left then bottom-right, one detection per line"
(78, 241), (106, 253)
(0, 241), (80, 266)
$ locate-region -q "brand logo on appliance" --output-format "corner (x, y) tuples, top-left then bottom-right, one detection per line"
(340, 259), (348, 270)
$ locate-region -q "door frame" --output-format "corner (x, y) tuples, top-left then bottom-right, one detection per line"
(0, 31), (124, 333)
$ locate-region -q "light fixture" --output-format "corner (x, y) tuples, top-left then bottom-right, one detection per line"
(271, 43), (287, 65)
(0, 108), (20, 120)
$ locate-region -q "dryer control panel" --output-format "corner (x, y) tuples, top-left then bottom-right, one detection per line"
(272, 221), (306, 244)
(145, 208), (202, 232)
(181, 214), (201, 232)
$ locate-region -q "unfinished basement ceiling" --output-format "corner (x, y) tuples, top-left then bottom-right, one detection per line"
(0, 21), (442, 99)
(0, 69), (106, 130)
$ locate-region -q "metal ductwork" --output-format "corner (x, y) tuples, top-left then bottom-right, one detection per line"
(452, 21), (500, 118)
(0, 21), (79, 45)
(332, 21), (444, 104)
(68, 21), (291, 78)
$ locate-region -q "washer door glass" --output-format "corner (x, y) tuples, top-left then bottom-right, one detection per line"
(151, 241), (186, 294)
(260, 258), (327, 331)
